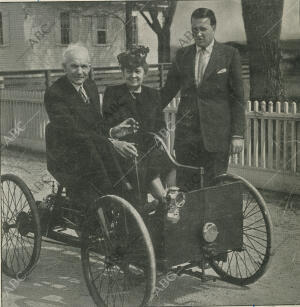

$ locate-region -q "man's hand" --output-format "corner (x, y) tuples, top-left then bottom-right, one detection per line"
(230, 137), (244, 154)
(110, 139), (138, 159)
(110, 118), (139, 139)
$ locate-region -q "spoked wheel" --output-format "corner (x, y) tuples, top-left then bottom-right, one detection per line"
(1, 174), (42, 279)
(208, 173), (273, 285)
(81, 195), (156, 307)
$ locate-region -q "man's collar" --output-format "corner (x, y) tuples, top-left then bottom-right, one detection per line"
(71, 83), (81, 91)
(65, 76), (84, 91)
(196, 39), (215, 54)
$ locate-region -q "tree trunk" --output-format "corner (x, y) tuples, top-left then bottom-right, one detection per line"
(241, 0), (285, 102)
(158, 29), (171, 63)
(125, 2), (133, 49)
(138, 1), (176, 63)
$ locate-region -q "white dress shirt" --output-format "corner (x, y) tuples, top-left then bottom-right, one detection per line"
(71, 82), (81, 91)
(71, 82), (89, 102)
(194, 39), (214, 86)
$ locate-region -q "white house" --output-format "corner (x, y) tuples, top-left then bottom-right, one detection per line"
(0, 0), (299, 71)
(0, 2), (158, 71)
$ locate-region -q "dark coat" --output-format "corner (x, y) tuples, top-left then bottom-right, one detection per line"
(161, 41), (245, 152)
(44, 75), (128, 193)
(102, 83), (168, 193)
(102, 83), (165, 151)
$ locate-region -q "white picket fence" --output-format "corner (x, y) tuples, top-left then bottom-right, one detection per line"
(1, 89), (300, 193)
(230, 100), (300, 194)
(0, 89), (47, 151)
(163, 98), (300, 194)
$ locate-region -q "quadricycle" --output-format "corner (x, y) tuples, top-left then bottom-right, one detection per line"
(1, 131), (273, 307)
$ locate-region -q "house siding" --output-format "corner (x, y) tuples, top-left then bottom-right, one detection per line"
(0, 2), (127, 71)
(0, 3), (26, 71)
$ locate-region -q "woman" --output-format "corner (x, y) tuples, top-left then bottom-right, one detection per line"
(103, 46), (168, 206)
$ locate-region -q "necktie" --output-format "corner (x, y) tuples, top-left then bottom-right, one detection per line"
(78, 86), (90, 104)
(131, 92), (141, 100)
(196, 48), (206, 86)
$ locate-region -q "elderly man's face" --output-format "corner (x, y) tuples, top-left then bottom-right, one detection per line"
(192, 17), (215, 48)
(63, 52), (90, 85)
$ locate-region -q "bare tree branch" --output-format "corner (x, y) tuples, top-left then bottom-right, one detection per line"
(139, 7), (162, 34)
(163, 1), (177, 28)
(139, 10), (157, 32)
(136, 0), (177, 62)
(148, 3), (159, 20)
(148, 4), (162, 33)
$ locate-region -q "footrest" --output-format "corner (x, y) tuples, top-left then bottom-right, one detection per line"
(184, 269), (217, 282)
(171, 263), (195, 276)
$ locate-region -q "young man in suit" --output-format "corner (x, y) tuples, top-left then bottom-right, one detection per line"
(161, 8), (245, 189)
(44, 44), (139, 207)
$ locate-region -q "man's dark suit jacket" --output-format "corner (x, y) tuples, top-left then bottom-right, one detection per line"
(44, 75), (126, 193)
(102, 83), (165, 151)
(161, 41), (245, 152)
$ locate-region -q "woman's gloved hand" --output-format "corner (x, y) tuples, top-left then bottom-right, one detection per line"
(110, 118), (139, 139)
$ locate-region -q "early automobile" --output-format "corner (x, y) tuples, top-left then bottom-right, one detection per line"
(1, 132), (273, 307)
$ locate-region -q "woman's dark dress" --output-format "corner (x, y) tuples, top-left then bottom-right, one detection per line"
(102, 83), (168, 196)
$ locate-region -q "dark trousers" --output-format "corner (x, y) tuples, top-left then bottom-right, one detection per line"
(175, 139), (229, 191)
(67, 145), (171, 210)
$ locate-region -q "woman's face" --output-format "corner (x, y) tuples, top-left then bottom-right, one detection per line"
(123, 66), (145, 90)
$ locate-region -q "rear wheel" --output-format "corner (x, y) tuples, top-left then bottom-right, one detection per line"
(1, 174), (42, 279)
(209, 173), (273, 285)
(81, 195), (156, 307)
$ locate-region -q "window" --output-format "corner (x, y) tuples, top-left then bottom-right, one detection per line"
(60, 12), (71, 44)
(0, 12), (3, 45)
(132, 15), (138, 45)
(96, 15), (107, 44)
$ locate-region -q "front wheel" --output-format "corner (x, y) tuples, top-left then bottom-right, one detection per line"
(81, 195), (156, 307)
(1, 174), (42, 279)
(209, 173), (273, 285)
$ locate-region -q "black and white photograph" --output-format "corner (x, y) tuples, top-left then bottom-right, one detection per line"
(0, 0), (299, 306)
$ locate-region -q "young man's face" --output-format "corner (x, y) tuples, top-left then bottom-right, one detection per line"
(63, 52), (90, 85)
(191, 17), (216, 48)
(123, 66), (145, 90)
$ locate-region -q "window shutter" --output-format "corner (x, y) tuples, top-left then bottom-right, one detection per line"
(71, 14), (79, 42)
(54, 14), (61, 44)
(2, 12), (10, 45)
(102, 15), (108, 44)
(92, 15), (97, 45)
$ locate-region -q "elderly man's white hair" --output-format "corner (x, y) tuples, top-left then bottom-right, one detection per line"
(62, 44), (91, 64)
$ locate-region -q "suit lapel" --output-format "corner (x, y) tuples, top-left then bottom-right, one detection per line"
(201, 40), (222, 83)
(61, 76), (99, 124)
(83, 80), (101, 117)
(61, 76), (83, 105)
(183, 44), (197, 86)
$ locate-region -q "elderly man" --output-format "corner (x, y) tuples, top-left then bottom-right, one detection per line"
(161, 8), (245, 189)
(44, 44), (139, 207)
